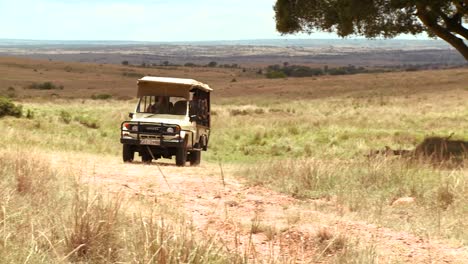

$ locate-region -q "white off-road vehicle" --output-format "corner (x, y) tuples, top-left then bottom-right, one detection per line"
(120, 77), (211, 166)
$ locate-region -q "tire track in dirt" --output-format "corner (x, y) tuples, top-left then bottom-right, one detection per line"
(54, 153), (467, 263)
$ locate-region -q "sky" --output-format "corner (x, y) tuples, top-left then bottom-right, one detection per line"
(0, 0), (426, 42)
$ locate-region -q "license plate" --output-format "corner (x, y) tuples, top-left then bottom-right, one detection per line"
(140, 139), (160, 145)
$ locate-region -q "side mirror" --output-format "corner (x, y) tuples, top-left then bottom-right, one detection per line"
(190, 115), (198, 122)
(128, 112), (134, 118)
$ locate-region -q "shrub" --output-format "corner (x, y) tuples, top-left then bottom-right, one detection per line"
(91, 94), (112, 100)
(26, 109), (34, 119)
(266, 71), (287, 79)
(75, 115), (99, 129)
(121, 60), (129, 65)
(27, 82), (63, 90)
(230, 109), (250, 116)
(122, 72), (144, 78)
(207, 61), (217, 67)
(0, 96), (22, 118)
(6, 86), (16, 97)
(265, 64), (372, 78)
(280, 65), (322, 77)
(60, 110), (72, 124)
(230, 108), (265, 116)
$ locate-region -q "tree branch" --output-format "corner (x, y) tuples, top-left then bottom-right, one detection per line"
(433, 5), (468, 39)
(416, 4), (468, 60)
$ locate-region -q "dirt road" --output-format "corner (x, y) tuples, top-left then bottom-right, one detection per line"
(55, 153), (467, 263)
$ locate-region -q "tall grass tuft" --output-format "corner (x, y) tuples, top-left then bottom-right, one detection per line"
(64, 187), (123, 262)
(129, 211), (239, 264)
(14, 152), (56, 200)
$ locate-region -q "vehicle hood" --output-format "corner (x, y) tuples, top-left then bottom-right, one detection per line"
(131, 113), (193, 128)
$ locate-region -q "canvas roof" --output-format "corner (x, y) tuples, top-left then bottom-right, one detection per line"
(137, 76), (212, 92)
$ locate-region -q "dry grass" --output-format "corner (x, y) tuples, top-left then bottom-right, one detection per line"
(64, 188), (123, 262)
(0, 57), (467, 262)
(241, 157), (468, 245)
(1, 56), (467, 101)
(0, 149), (241, 263)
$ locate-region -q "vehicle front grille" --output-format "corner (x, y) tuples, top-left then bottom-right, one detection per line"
(139, 125), (163, 133)
(140, 135), (160, 139)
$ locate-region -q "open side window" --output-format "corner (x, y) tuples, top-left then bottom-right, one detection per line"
(189, 88), (210, 127)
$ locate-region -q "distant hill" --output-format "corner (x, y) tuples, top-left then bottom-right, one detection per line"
(0, 38), (453, 49)
(0, 38), (465, 66)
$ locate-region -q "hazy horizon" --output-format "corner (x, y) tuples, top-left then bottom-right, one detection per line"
(0, 0), (430, 42)
(0, 38), (444, 47)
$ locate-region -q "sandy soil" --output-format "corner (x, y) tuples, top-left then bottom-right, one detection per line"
(51, 152), (467, 263)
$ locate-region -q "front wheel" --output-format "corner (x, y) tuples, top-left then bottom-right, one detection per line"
(122, 144), (134, 162)
(190, 144), (201, 166)
(175, 146), (187, 167)
(140, 147), (152, 163)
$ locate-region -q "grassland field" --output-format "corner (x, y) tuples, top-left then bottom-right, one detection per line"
(0, 56), (467, 263)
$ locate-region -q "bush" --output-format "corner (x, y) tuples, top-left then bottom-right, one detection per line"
(0, 96), (22, 118)
(282, 65), (323, 77)
(26, 109), (34, 119)
(27, 82), (63, 90)
(207, 61), (218, 67)
(266, 71), (287, 79)
(75, 115), (99, 129)
(122, 72), (144, 78)
(229, 108), (265, 116)
(91, 94), (112, 100)
(4, 87), (16, 98)
(264, 64), (372, 78)
(60, 110), (72, 124)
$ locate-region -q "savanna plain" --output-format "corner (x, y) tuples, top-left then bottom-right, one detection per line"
(0, 56), (467, 263)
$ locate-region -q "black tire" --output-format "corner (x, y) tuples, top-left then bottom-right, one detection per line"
(190, 144), (201, 166)
(175, 146), (187, 167)
(141, 148), (152, 163)
(122, 144), (134, 162)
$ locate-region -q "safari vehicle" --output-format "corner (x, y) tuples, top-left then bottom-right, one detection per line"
(120, 77), (211, 166)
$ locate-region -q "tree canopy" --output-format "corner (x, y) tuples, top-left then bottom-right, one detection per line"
(274, 0), (468, 60)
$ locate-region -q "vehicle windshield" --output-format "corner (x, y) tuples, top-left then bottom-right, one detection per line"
(137, 96), (188, 116)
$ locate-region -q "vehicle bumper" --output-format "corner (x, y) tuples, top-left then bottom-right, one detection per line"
(120, 138), (184, 148)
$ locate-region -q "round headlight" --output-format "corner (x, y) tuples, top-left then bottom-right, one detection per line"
(131, 125), (138, 132)
(166, 127), (174, 133)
